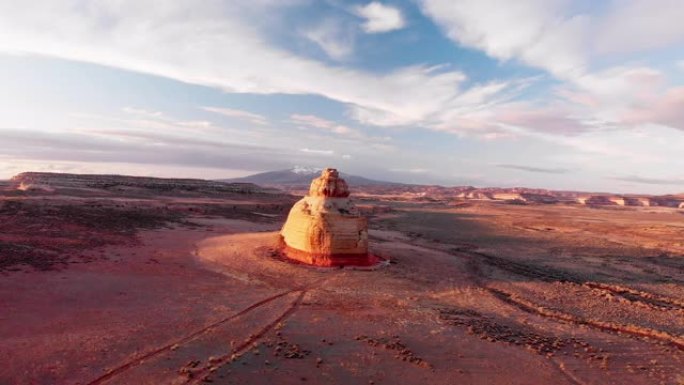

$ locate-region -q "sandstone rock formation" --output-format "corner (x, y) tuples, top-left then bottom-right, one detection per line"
(576, 196), (589, 205)
(491, 192), (523, 201)
(279, 168), (371, 267)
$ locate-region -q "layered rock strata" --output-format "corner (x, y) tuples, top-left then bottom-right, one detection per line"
(279, 168), (371, 267)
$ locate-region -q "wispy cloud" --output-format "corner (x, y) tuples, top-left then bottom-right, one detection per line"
(497, 164), (572, 174)
(122, 107), (164, 118)
(611, 175), (684, 186)
(300, 148), (334, 155)
(302, 18), (355, 60)
(201, 106), (269, 126)
(290, 114), (390, 142)
(0, 128), (291, 170)
(389, 168), (430, 174)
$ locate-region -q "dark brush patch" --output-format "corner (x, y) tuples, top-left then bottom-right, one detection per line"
(459, 249), (585, 283)
(0, 241), (68, 272)
(0, 200), (182, 272)
(356, 335), (432, 368)
(439, 307), (590, 357)
(185, 203), (288, 222)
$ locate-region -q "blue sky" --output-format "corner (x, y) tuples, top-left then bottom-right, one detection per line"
(1, 0), (684, 193)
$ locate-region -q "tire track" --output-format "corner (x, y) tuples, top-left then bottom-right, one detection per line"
(471, 248), (684, 313)
(386, 237), (684, 351)
(86, 289), (299, 385)
(461, 249), (684, 313)
(183, 290), (307, 385)
(440, 242), (684, 314)
(390, 233), (684, 314)
(583, 282), (684, 312)
(487, 287), (684, 351)
(554, 361), (589, 385)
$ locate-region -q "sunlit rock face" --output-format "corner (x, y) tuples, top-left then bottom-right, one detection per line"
(279, 168), (370, 267)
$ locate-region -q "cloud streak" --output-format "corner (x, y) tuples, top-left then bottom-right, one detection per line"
(497, 164), (572, 174)
(300, 148), (334, 155)
(201, 106), (269, 126)
(611, 175), (684, 186)
(0, 128), (291, 170)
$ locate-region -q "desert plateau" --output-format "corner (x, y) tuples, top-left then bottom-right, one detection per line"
(1, 171), (682, 385)
(3, 2), (684, 383)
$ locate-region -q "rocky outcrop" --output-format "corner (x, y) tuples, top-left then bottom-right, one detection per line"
(520, 193), (559, 204)
(608, 197), (626, 206)
(624, 197), (650, 207)
(650, 196), (684, 208)
(279, 168), (371, 267)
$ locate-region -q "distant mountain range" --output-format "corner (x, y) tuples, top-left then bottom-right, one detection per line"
(223, 168), (684, 208)
(221, 167), (398, 188)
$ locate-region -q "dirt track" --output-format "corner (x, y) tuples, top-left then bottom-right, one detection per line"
(1, 193), (683, 384)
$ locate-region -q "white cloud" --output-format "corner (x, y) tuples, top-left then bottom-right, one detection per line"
(419, 0), (684, 80)
(354, 2), (406, 34)
(0, 1), (478, 130)
(2, 0), (681, 148)
(418, 0), (587, 78)
(417, 0), (684, 136)
(302, 18), (355, 60)
(594, 0), (684, 55)
(201, 106), (269, 125)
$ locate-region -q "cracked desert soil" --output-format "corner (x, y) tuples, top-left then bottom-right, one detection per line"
(1, 193), (683, 385)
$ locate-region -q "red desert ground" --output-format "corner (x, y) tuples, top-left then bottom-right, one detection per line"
(0, 169), (683, 385)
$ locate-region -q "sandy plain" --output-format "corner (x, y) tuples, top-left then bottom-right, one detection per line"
(0, 185), (683, 385)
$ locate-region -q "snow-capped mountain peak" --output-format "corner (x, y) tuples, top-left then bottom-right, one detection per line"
(291, 166), (323, 175)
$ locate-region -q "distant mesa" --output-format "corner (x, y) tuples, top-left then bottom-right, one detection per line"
(9, 172), (278, 196)
(279, 168), (377, 267)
